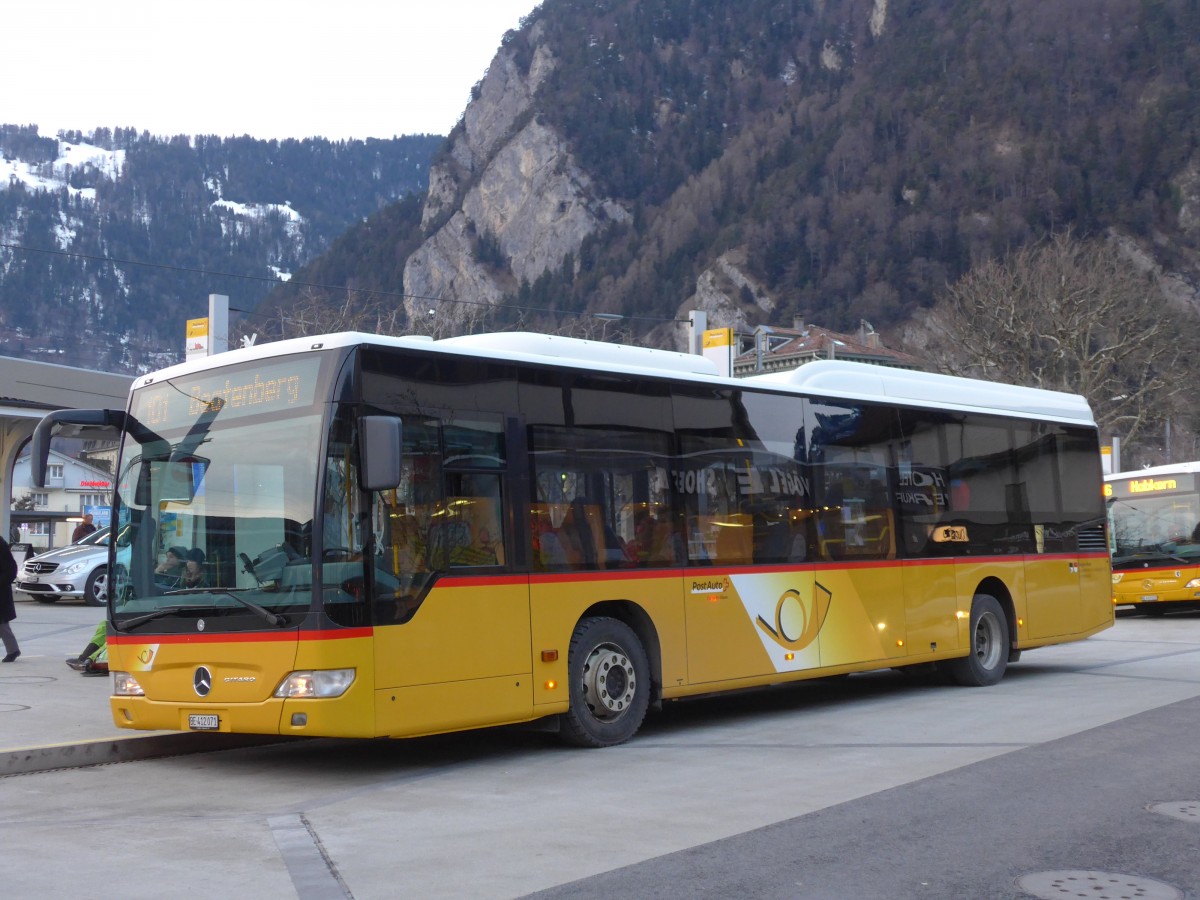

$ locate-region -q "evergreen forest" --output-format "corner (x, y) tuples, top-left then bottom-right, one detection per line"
(0, 125), (440, 372)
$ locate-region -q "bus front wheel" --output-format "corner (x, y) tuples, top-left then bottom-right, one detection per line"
(939, 594), (1009, 687)
(561, 617), (650, 748)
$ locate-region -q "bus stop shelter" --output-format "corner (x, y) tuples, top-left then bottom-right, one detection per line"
(0, 356), (133, 548)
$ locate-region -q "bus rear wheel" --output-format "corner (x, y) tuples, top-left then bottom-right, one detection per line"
(561, 617), (649, 748)
(939, 594), (1009, 687)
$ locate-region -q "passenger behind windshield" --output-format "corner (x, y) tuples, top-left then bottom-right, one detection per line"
(181, 548), (207, 588)
(154, 546), (188, 586)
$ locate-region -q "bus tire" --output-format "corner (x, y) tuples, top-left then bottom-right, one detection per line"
(84, 567), (108, 607)
(561, 616), (649, 748)
(939, 594), (1009, 687)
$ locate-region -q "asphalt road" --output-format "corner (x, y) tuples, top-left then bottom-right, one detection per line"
(2, 611), (1198, 900)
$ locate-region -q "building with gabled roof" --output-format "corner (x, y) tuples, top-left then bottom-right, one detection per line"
(1, 356), (132, 550)
(732, 318), (923, 377)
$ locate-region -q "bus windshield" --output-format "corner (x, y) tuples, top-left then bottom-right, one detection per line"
(1107, 490), (1200, 563)
(110, 357), (329, 631)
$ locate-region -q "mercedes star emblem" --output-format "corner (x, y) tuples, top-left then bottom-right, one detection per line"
(194, 666), (213, 697)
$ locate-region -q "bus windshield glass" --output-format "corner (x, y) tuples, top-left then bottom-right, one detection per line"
(110, 355), (330, 631)
(1107, 472), (1200, 564)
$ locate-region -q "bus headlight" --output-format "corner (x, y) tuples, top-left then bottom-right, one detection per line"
(274, 669), (356, 698)
(1185, 578), (1200, 589)
(113, 672), (145, 696)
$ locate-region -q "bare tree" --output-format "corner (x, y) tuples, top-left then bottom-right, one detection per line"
(266, 285), (642, 347)
(269, 287), (408, 341)
(918, 231), (1200, 452)
(409, 297), (499, 339)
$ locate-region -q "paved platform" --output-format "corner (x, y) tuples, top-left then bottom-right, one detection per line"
(9, 613), (1197, 900)
(0, 596), (278, 775)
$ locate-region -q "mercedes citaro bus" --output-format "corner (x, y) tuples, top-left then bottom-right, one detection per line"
(31, 331), (1112, 746)
(1106, 462), (1200, 615)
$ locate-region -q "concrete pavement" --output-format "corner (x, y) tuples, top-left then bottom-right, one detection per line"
(3, 608), (1200, 898)
(1, 592), (1189, 785)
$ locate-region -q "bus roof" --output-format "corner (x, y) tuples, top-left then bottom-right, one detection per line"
(1105, 461), (1200, 482)
(438, 331), (718, 377)
(745, 360), (1095, 425)
(133, 331), (1097, 427)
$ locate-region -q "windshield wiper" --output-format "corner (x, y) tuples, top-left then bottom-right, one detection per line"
(120, 605), (211, 631)
(163, 586), (287, 627)
(1114, 548), (1187, 566)
(1146, 543), (1188, 564)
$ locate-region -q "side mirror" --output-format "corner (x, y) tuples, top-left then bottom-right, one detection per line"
(161, 455), (209, 503)
(132, 455), (209, 506)
(360, 416), (403, 491)
(31, 409), (126, 487)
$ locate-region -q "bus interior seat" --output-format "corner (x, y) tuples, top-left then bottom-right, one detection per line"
(712, 513), (753, 565)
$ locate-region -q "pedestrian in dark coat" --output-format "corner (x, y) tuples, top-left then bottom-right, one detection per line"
(0, 536), (19, 662)
(71, 513), (96, 543)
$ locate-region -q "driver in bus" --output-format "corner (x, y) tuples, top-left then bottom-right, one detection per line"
(154, 546), (188, 585)
(181, 548), (207, 588)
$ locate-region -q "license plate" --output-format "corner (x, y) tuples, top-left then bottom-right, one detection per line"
(188, 714), (220, 730)
(1140, 595), (1159, 602)
(24, 576), (38, 584)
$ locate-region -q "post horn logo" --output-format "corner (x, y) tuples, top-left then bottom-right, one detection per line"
(756, 582), (832, 651)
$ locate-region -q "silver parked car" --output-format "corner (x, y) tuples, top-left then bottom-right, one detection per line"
(16, 526), (111, 606)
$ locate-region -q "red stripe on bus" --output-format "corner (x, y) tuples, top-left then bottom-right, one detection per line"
(531, 569), (685, 585)
(525, 552), (1109, 582)
(109, 627), (374, 645)
(435, 573), (530, 588)
(1115, 563), (1200, 574)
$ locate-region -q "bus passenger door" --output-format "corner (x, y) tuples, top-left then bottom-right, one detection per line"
(1077, 549), (1113, 633)
(373, 574), (533, 736)
(369, 413), (535, 736)
(1023, 550), (1081, 640)
(901, 560), (959, 660)
(813, 563), (909, 669)
(686, 567), (824, 684)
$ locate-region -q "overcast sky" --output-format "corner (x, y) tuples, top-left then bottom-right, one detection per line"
(1, 0), (541, 140)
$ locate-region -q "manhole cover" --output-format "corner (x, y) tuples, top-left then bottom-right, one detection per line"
(1148, 801), (1200, 824)
(1016, 870), (1182, 900)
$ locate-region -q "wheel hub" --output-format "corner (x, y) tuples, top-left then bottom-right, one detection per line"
(974, 610), (1002, 669)
(582, 644), (636, 719)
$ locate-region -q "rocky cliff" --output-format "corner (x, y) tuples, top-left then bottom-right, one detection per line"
(406, 32), (629, 327)
(327, 0), (1200, 353)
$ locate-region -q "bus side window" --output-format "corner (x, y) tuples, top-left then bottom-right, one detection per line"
(532, 503), (570, 569)
(444, 472), (505, 568)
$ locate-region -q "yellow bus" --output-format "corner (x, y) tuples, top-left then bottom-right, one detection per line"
(32, 332), (1113, 747)
(1106, 462), (1200, 615)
